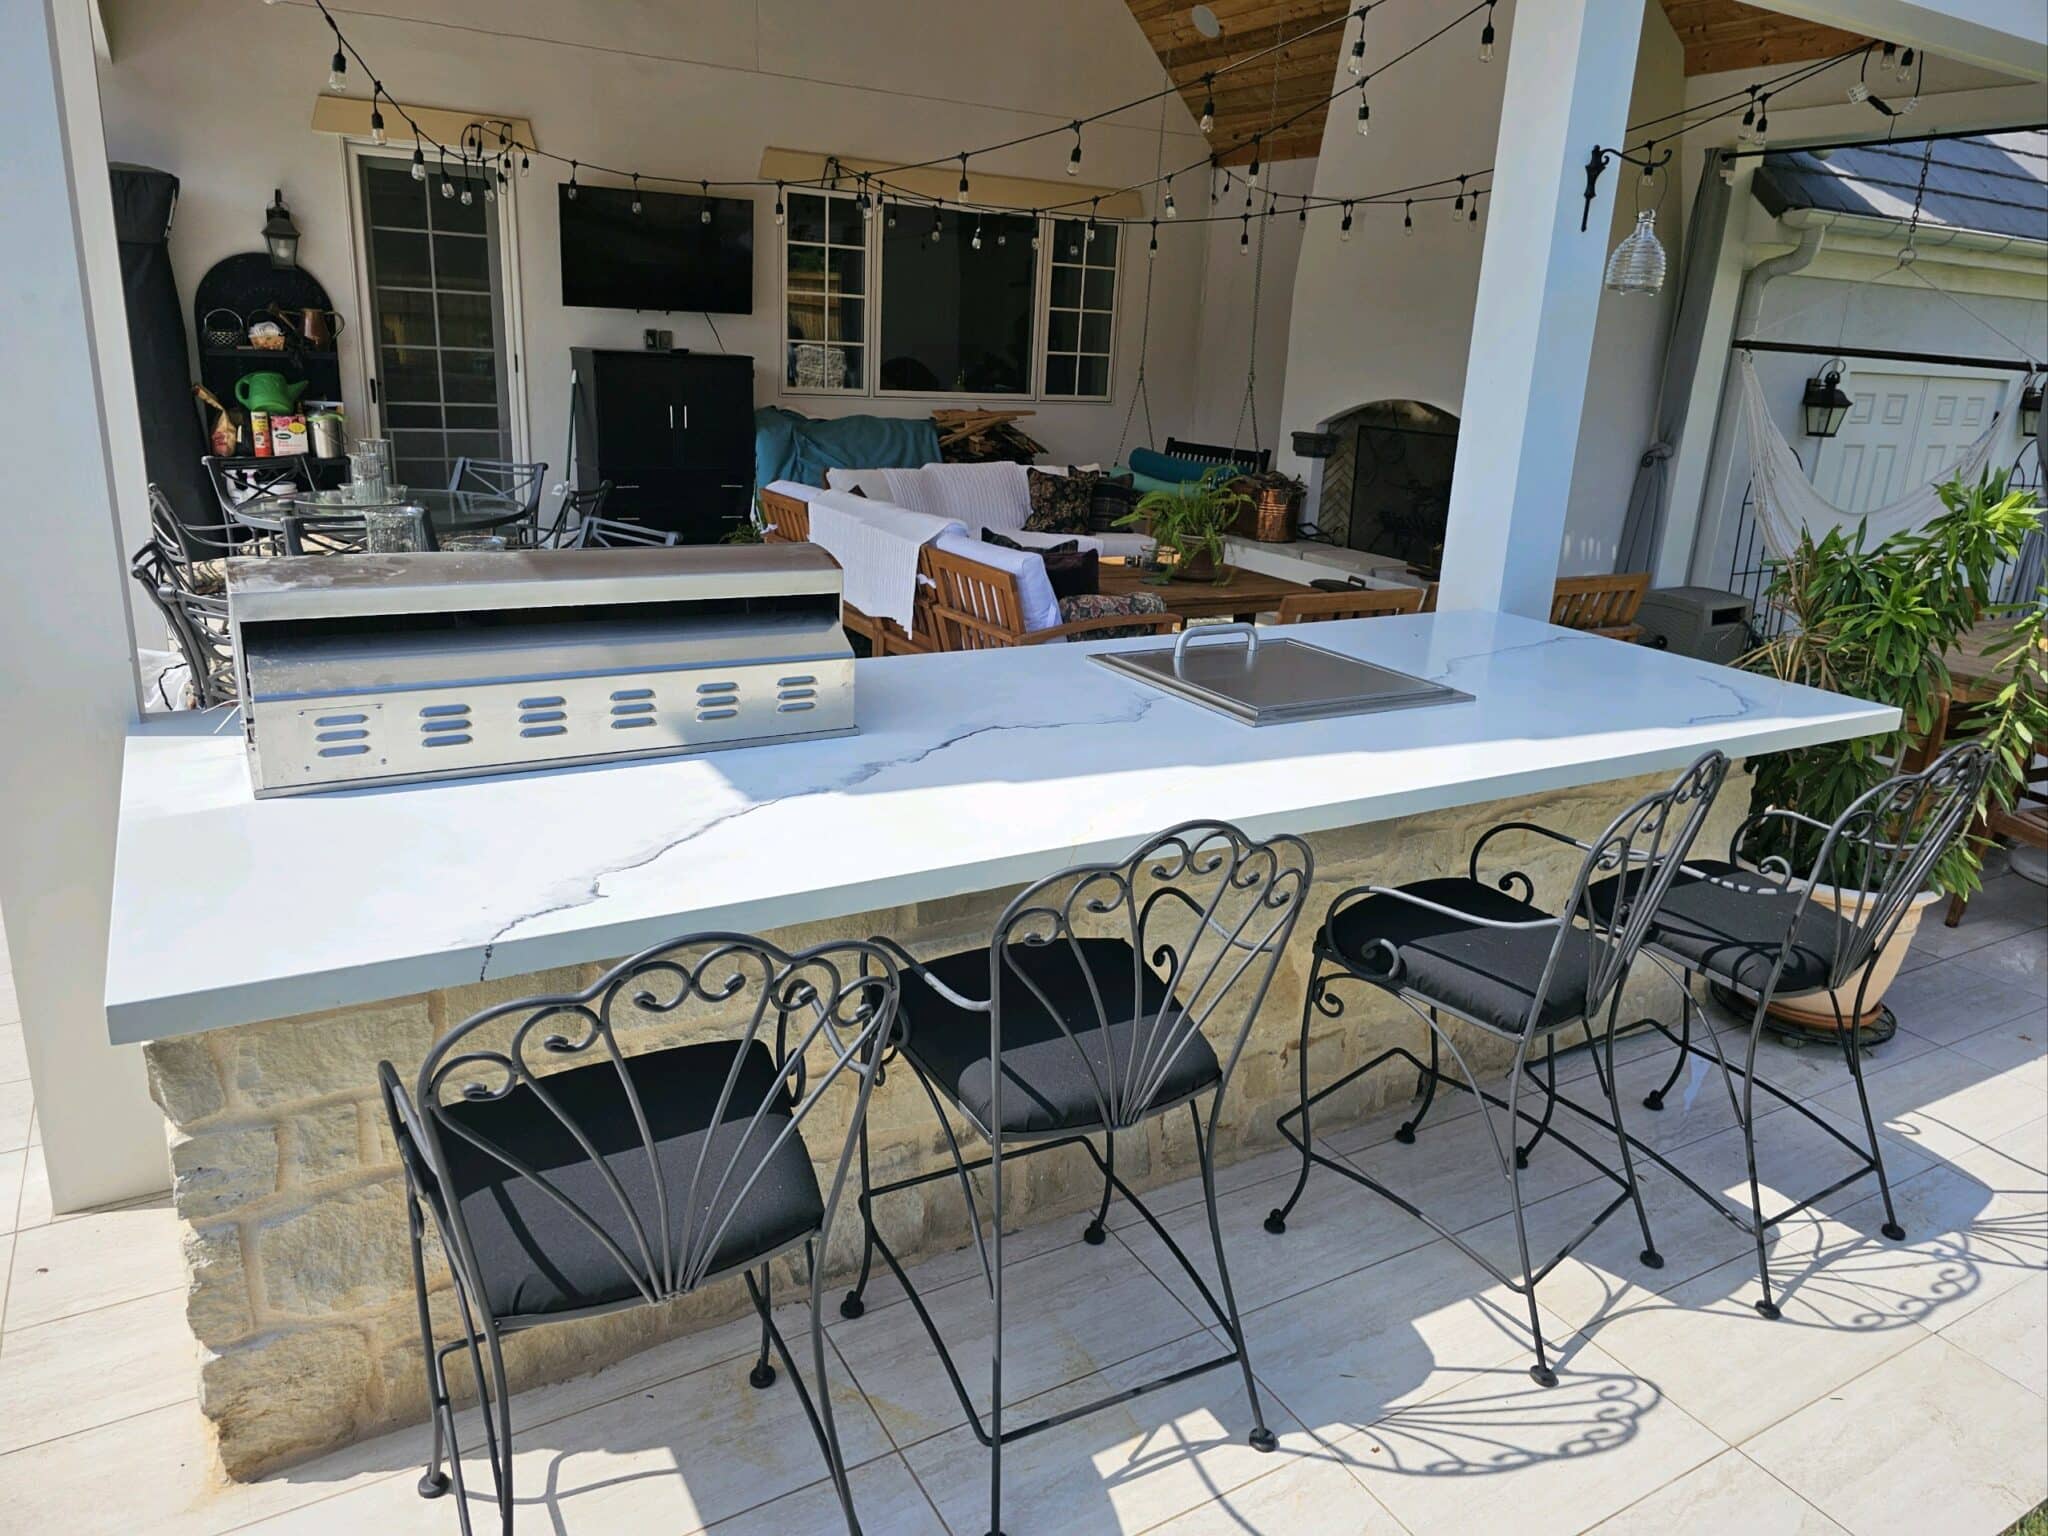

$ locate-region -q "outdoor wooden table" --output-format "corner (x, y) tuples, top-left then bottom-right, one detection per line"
(1099, 560), (1320, 623)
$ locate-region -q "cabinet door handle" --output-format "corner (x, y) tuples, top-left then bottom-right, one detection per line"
(683, 405), (689, 431)
(668, 405), (675, 430)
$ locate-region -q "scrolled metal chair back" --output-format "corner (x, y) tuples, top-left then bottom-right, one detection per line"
(1801, 741), (1989, 990)
(1565, 750), (1732, 1021)
(402, 934), (898, 1309)
(990, 820), (1312, 1133)
(451, 456), (548, 515)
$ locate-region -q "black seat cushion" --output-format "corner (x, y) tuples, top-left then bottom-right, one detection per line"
(1588, 859), (1853, 998)
(434, 1039), (822, 1319)
(1323, 877), (1595, 1034)
(899, 939), (1220, 1135)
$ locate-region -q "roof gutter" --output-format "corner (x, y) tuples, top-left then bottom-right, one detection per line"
(1737, 224), (1825, 336)
(1779, 205), (2048, 259)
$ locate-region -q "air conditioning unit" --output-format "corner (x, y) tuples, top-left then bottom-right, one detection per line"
(1636, 586), (1753, 665)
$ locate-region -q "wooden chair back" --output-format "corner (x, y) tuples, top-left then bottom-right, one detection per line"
(1551, 573), (1649, 641)
(1275, 586), (1425, 624)
(926, 544), (1031, 650)
(758, 486), (812, 543)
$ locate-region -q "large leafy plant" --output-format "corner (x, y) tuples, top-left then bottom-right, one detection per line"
(1118, 468), (1249, 585)
(1742, 470), (2043, 899)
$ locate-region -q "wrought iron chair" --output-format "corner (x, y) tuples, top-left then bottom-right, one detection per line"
(148, 481), (249, 582)
(203, 453), (315, 523)
(1575, 741), (1992, 1320)
(570, 515), (681, 549)
(129, 541), (237, 708)
(378, 934), (900, 1536)
(839, 821), (1312, 1536)
(449, 457), (548, 523)
(529, 481), (611, 548)
(1266, 751), (1730, 1385)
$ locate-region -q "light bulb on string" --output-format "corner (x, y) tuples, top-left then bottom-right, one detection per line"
(1403, 199), (1413, 234)
(1164, 178), (1177, 218)
(1298, 200), (1307, 225)
(1899, 45), (1915, 74)
(1086, 198), (1099, 242)
(1248, 140), (1261, 186)
(1239, 214), (1250, 254)
(884, 198), (896, 228)
(631, 174), (642, 215)
(1451, 175), (1466, 219)
(1880, 41), (1897, 72)
(1357, 93), (1370, 136)
(1200, 75), (1215, 135)
(1341, 202), (1354, 241)
(410, 145), (426, 181)
(328, 48), (347, 92)
(958, 154), (970, 203)
(1068, 123), (1083, 176)
(1147, 220), (1158, 258)
(700, 181), (712, 224)
(1030, 220), (1041, 251)
(1348, 28), (1366, 76)
(566, 161), (579, 200)
(930, 208), (943, 243)
(520, 152), (530, 177)
(368, 92), (386, 144)
(972, 216), (983, 251)
(1479, 0), (1496, 61)
(773, 181), (784, 226)
(1468, 190), (1480, 224)
(997, 221), (1007, 246)
(1756, 94), (1770, 137)
(441, 175), (454, 200)
(460, 180), (474, 207)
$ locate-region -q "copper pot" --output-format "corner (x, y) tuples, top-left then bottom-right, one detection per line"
(269, 305), (345, 349)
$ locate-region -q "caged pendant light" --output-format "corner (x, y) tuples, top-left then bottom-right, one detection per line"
(1604, 209), (1666, 294)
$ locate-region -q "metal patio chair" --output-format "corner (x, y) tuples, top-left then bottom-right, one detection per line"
(378, 933), (900, 1536)
(1572, 741), (1992, 1319)
(130, 540), (237, 709)
(838, 821), (1312, 1536)
(449, 457), (548, 523)
(203, 452), (315, 521)
(570, 515), (680, 549)
(1266, 751), (1730, 1385)
(529, 481), (611, 548)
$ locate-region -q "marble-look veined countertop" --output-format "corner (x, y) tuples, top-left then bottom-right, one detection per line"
(104, 610), (1896, 1042)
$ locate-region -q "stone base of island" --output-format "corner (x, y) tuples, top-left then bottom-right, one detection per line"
(106, 611), (1891, 1477)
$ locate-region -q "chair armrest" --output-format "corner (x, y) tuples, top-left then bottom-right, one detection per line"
(1324, 881), (1561, 932)
(866, 935), (990, 1014)
(1018, 613), (1183, 644)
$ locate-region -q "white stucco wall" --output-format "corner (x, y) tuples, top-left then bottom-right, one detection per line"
(1276, 0), (1688, 575)
(90, 0), (1284, 537)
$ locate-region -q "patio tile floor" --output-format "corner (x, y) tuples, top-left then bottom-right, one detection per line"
(0, 873), (2041, 1535)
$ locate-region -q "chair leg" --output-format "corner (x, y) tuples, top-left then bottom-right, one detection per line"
(1644, 987), (1691, 1112)
(1084, 1133), (1113, 1245)
(1266, 955), (1326, 1233)
(750, 1264), (778, 1389)
(1513, 1035), (1560, 1170)
(477, 1320), (516, 1536)
(1737, 1001), (1781, 1319)
(1835, 991), (1907, 1244)
(840, 1117), (877, 1320)
(1194, 1103), (1277, 1452)
(1593, 994), (1661, 1270)
(755, 1247), (865, 1536)
(404, 1196), (453, 1501)
(1501, 1059), (1557, 1388)
(987, 1132), (1006, 1536)
(1396, 1021), (1443, 1146)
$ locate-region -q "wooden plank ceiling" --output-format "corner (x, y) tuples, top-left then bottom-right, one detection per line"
(1658, 0), (1870, 76)
(1123, 0), (1353, 166)
(1121, 0), (1871, 163)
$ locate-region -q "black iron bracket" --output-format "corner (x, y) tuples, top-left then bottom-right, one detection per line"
(1580, 142), (1674, 231)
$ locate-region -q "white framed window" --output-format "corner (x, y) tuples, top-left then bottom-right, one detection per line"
(1040, 216), (1118, 401)
(778, 199), (1117, 403)
(782, 189), (868, 394)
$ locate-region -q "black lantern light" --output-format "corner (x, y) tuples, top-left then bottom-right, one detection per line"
(2020, 374), (2044, 440)
(1802, 362), (1852, 439)
(262, 188), (301, 270)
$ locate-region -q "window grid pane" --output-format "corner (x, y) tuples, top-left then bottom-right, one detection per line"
(784, 190), (866, 393)
(1042, 214), (1115, 399)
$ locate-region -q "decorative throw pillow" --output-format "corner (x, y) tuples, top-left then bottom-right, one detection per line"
(1023, 467), (1094, 535)
(1057, 590), (1168, 639)
(983, 527), (1098, 600)
(1087, 472), (1138, 533)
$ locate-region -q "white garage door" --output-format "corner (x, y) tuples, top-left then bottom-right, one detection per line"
(1812, 370), (2005, 514)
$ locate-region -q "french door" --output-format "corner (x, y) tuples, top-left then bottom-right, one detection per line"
(345, 144), (527, 493)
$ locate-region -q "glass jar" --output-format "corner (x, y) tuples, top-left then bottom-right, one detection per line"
(364, 504), (426, 553)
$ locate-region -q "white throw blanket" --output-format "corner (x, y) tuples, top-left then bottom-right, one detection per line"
(805, 489), (963, 632)
(1734, 353), (2001, 558)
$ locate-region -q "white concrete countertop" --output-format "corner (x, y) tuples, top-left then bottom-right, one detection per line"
(105, 611), (1896, 1043)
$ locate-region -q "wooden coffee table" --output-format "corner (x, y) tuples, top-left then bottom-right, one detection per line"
(1099, 562), (1319, 624)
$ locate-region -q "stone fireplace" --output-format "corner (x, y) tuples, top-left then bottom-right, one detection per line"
(1310, 400), (1461, 576)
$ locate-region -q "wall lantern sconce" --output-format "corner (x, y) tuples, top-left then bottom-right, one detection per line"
(1802, 361), (1853, 439)
(262, 188), (301, 270)
(2020, 374), (2043, 440)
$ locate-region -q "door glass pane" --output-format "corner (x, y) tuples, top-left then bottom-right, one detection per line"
(359, 151), (513, 492)
(878, 210), (1034, 394)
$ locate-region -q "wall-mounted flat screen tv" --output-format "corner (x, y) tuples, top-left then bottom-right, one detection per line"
(558, 185), (754, 314)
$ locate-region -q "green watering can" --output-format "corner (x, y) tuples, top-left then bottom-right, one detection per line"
(235, 371), (309, 415)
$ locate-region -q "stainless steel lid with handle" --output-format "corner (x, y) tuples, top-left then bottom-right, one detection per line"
(1091, 623), (1470, 726)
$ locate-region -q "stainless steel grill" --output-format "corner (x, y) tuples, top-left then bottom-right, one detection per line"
(227, 546), (855, 796)
(1091, 624), (1469, 725)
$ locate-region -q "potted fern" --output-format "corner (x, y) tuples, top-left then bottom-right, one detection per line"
(1118, 468), (1250, 585)
(1741, 470), (2044, 1029)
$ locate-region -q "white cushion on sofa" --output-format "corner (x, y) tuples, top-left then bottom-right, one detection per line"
(933, 530), (1063, 636)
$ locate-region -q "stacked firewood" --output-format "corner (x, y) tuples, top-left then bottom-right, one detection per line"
(933, 408), (1045, 464)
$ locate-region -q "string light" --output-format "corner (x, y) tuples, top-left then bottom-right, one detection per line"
(1452, 174), (1466, 218)
(699, 180), (712, 224)
(326, 19), (347, 91)
(1479, 0), (1496, 62)
(1200, 74), (1215, 135)
(930, 208), (943, 242)
(1068, 122), (1083, 176)
(1357, 93), (1370, 136)
(1030, 219), (1041, 251)
(1298, 200), (1308, 224)
(1403, 199), (1413, 234)
(565, 160), (578, 199)
(1756, 93), (1771, 137)
(773, 181), (785, 226)
(368, 91), (386, 144)
(630, 173), (642, 215)
(1248, 138), (1262, 186)
(1469, 189), (1480, 223)
(411, 145), (426, 182)
(1148, 219), (1158, 258)
(520, 152), (530, 177)
(958, 153), (970, 203)
(971, 216), (983, 250)
(884, 198), (897, 228)
(1341, 202), (1354, 240)
(1087, 197), (1099, 241)
(1348, 14), (1367, 76)
(1239, 213), (1250, 253)
(1164, 178), (1177, 218)
(460, 178), (474, 207)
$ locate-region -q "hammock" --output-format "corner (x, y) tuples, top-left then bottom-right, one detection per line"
(1734, 351), (2001, 559)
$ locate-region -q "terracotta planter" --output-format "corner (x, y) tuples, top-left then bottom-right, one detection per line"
(1764, 884), (1942, 1031)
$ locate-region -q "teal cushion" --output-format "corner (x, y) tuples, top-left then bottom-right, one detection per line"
(1128, 445), (1258, 485)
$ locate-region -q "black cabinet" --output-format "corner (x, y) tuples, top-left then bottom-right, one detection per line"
(570, 349), (754, 542)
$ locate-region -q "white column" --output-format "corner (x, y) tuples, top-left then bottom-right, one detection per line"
(1436, 0), (1645, 618)
(0, 0), (169, 1209)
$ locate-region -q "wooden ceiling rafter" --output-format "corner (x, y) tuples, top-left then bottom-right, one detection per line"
(1657, 0), (1871, 77)
(1122, 0), (1353, 167)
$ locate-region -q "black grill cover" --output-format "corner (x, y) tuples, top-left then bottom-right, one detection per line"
(110, 164), (211, 541)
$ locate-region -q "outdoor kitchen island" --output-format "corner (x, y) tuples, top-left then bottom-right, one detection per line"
(102, 609), (1896, 1478)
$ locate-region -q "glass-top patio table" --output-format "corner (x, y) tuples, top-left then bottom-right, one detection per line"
(228, 486), (529, 550)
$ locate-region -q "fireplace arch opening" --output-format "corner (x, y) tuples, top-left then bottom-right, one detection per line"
(1312, 400), (1460, 577)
